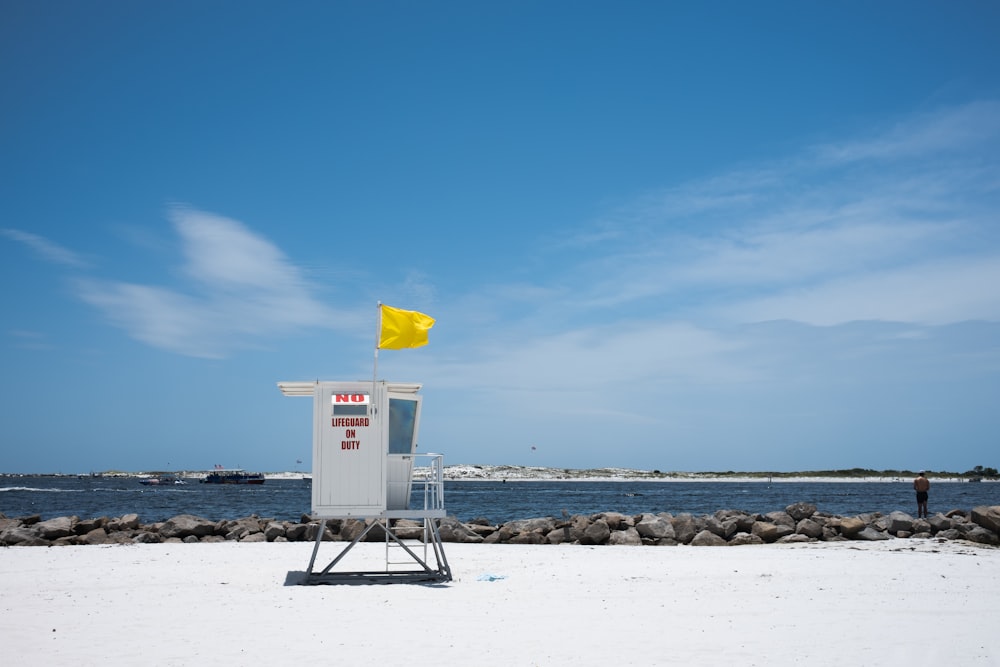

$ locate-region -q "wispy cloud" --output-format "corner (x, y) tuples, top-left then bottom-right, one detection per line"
(813, 100), (1000, 165)
(1, 228), (92, 269)
(75, 207), (359, 358)
(542, 101), (1000, 328)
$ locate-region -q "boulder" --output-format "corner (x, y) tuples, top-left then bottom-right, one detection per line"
(728, 532), (764, 546)
(690, 529), (727, 546)
(927, 514), (953, 533)
(704, 516), (738, 539)
(107, 514), (141, 531)
(74, 517), (105, 535)
(240, 532), (267, 543)
(437, 517), (483, 543)
(1, 525), (39, 545)
(635, 514), (675, 541)
(263, 522), (286, 541)
(598, 512), (631, 530)
(284, 523), (312, 541)
(777, 534), (812, 543)
(751, 521), (779, 543)
(970, 506), (1000, 534)
(887, 511), (914, 535)
(132, 531), (160, 544)
(78, 527), (109, 545)
(607, 527), (642, 546)
(961, 526), (999, 546)
(507, 517), (556, 536)
(508, 531), (547, 545)
(853, 526), (890, 541)
(226, 517), (263, 537)
(339, 519), (367, 542)
(718, 511), (756, 534)
(795, 518), (823, 539)
(763, 511), (795, 528)
(158, 514), (217, 539)
(35, 516), (75, 540)
(838, 517), (866, 538)
(786, 502), (817, 521)
(670, 514), (697, 544)
(465, 523), (497, 538)
(582, 519), (611, 545)
(545, 526), (572, 545)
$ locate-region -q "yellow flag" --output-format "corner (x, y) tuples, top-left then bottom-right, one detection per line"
(379, 304), (435, 349)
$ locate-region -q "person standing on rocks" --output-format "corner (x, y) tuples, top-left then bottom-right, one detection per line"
(913, 471), (930, 518)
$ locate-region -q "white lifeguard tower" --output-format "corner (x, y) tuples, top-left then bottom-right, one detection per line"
(278, 380), (451, 584)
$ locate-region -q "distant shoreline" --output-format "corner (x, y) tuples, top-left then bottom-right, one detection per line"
(1, 464), (994, 484)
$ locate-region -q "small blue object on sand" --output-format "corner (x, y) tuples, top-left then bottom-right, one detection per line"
(477, 573), (507, 582)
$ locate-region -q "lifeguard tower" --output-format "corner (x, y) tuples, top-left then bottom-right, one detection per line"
(277, 380), (451, 585)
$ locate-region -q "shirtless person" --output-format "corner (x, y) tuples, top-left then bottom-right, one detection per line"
(913, 471), (930, 518)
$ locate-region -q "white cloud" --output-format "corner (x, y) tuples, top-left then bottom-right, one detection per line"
(75, 207), (360, 358)
(547, 101), (1000, 327)
(1, 228), (91, 269)
(722, 255), (1000, 326)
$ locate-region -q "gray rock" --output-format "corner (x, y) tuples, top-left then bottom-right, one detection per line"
(838, 516), (866, 537)
(721, 511), (756, 533)
(339, 519), (367, 542)
(465, 522), (497, 537)
(786, 502), (817, 521)
(227, 517), (263, 536)
(240, 532), (267, 543)
(78, 527), (109, 545)
(598, 512), (632, 530)
(670, 514), (697, 544)
(545, 526), (572, 544)
(728, 532), (764, 546)
(751, 521), (780, 543)
(0, 525), (39, 545)
(795, 518), (823, 539)
(437, 517), (483, 543)
(608, 527), (643, 545)
(970, 506), (1000, 534)
(508, 517), (557, 535)
(635, 514), (676, 540)
(35, 516), (74, 540)
(582, 519), (611, 545)
(853, 526), (890, 541)
(158, 514), (217, 539)
(284, 523), (312, 541)
(764, 511), (795, 528)
(927, 514), (953, 533)
(263, 521), (286, 541)
(961, 526), (999, 545)
(108, 514), (141, 531)
(508, 531), (547, 544)
(74, 517), (105, 535)
(887, 511), (914, 535)
(704, 516), (733, 539)
(777, 534), (812, 543)
(690, 529), (728, 546)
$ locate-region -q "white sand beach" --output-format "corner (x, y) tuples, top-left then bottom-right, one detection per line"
(2, 539), (998, 666)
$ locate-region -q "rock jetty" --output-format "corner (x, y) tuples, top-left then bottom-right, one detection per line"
(2, 504), (1000, 547)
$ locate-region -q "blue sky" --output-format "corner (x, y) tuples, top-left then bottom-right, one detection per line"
(3, 2), (999, 474)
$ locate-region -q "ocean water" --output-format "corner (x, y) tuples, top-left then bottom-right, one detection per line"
(2, 476), (998, 524)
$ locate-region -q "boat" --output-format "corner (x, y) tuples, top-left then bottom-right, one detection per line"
(139, 474), (186, 486)
(200, 469), (265, 485)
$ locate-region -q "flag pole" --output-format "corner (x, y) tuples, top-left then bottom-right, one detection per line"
(372, 301), (382, 408)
